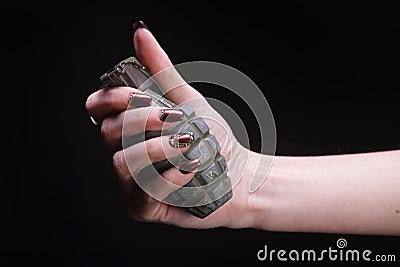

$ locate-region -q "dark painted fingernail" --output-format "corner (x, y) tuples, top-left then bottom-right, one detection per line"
(133, 20), (149, 33)
(169, 132), (194, 148)
(159, 108), (184, 122)
(179, 159), (201, 174)
(128, 93), (152, 107)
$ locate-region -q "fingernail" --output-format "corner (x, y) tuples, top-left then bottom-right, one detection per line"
(128, 93), (152, 107)
(169, 132), (194, 148)
(179, 159), (201, 174)
(133, 20), (149, 33)
(159, 108), (184, 122)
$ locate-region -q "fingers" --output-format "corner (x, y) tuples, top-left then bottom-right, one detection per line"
(112, 134), (200, 223)
(113, 133), (194, 180)
(86, 86), (146, 123)
(133, 27), (202, 104)
(125, 160), (200, 223)
(123, 161), (223, 227)
(141, 162), (198, 200)
(101, 107), (184, 147)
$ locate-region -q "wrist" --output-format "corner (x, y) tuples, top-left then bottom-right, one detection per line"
(247, 153), (378, 233)
(245, 153), (308, 231)
(244, 151), (279, 230)
(223, 147), (311, 231)
(225, 148), (277, 229)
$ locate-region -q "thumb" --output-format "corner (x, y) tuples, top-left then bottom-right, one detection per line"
(132, 21), (201, 104)
(133, 21), (172, 76)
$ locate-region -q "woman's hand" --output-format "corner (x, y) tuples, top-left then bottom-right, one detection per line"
(86, 22), (400, 235)
(85, 24), (259, 229)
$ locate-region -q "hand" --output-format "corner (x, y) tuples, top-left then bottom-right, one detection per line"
(86, 23), (400, 235)
(85, 24), (259, 229)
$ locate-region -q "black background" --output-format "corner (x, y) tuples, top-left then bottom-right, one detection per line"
(4, 1), (400, 266)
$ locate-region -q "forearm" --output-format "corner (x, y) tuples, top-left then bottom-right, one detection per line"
(249, 150), (400, 235)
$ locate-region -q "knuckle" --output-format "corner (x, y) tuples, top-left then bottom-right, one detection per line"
(147, 108), (160, 126)
(158, 207), (174, 224)
(85, 93), (96, 114)
(144, 139), (156, 160)
(164, 173), (180, 186)
(112, 151), (127, 178)
(100, 118), (112, 140)
(145, 138), (164, 162)
(103, 93), (115, 109)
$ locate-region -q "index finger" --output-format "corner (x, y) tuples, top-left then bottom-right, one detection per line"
(85, 86), (148, 123)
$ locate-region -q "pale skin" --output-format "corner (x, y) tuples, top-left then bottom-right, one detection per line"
(86, 27), (400, 236)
